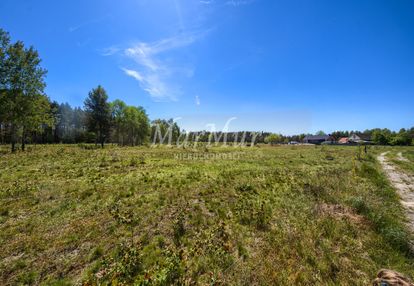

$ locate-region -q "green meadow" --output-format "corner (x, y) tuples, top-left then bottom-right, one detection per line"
(1, 145), (414, 285)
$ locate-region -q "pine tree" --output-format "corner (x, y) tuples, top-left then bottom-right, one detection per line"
(84, 85), (111, 148)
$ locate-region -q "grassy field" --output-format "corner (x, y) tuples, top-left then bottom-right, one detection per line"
(1, 144), (414, 285)
(387, 148), (414, 175)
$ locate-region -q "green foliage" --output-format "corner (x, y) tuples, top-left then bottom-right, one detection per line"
(173, 210), (186, 245)
(235, 182), (255, 193)
(389, 149), (414, 175)
(109, 200), (139, 244)
(131, 247), (184, 286)
(43, 278), (72, 286)
(390, 129), (412, 146)
(348, 196), (369, 214)
(264, 133), (281, 145)
(151, 118), (181, 145)
(372, 129), (391, 145)
(0, 28), (51, 151)
(355, 160), (413, 254)
(77, 143), (100, 150)
(316, 130), (326, 136)
(111, 99), (150, 146)
(17, 270), (38, 285)
(256, 201), (272, 230)
(54, 103), (88, 143)
(370, 128), (412, 146)
(91, 242), (142, 284)
(84, 85), (112, 147)
(124, 106), (150, 145)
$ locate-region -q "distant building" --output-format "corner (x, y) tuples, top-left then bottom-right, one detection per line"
(303, 135), (331, 144)
(349, 133), (372, 144)
(338, 137), (349, 144)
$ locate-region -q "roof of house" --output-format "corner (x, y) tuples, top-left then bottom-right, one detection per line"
(338, 137), (349, 143)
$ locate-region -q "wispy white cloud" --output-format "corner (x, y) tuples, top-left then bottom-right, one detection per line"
(69, 24), (84, 33)
(100, 46), (120, 56)
(173, 0), (185, 31)
(76, 38), (92, 47)
(126, 34), (197, 60)
(124, 35), (196, 73)
(199, 0), (256, 9)
(199, 0), (255, 6)
(195, 95), (201, 106)
(122, 68), (143, 82)
(120, 32), (206, 101)
(68, 15), (108, 33)
(122, 68), (177, 101)
(199, 0), (214, 4)
(225, 0), (256, 6)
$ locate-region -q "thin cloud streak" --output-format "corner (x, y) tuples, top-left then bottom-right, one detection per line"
(122, 68), (177, 102)
(225, 0), (256, 6)
(199, 0), (256, 6)
(199, 0), (214, 5)
(173, 0), (185, 31)
(124, 34), (197, 72)
(68, 15), (109, 32)
(121, 31), (207, 101)
(100, 46), (121, 56)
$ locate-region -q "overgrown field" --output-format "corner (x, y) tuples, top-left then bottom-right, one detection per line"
(1, 145), (414, 285)
(387, 148), (414, 175)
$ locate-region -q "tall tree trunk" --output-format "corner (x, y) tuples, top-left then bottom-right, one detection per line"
(100, 130), (104, 148)
(54, 127), (59, 143)
(21, 127), (25, 151)
(11, 123), (16, 152)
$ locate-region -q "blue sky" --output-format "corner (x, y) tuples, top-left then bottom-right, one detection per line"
(1, 0), (413, 134)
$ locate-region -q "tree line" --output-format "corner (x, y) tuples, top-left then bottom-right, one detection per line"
(0, 28), (180, 151)
(262, 128), (414, 145)
(330, 129), (414, 145)
(1, 28), (413, 151)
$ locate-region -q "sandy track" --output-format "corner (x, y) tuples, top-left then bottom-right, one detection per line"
(378, 152), (414, 234)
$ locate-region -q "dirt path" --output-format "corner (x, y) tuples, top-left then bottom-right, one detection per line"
(378, 152), (414, 234)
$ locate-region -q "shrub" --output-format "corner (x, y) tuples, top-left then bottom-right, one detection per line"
(91, 243), (142, 284)
(235, 183), (255, 193)
(256, 201), (272, 230)
(173, 210), (186, 245)
(348, 196), (369, 215)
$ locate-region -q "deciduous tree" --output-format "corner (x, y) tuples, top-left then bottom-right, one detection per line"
(264, 133), (281, 145)
(0, 28), (50, 152)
